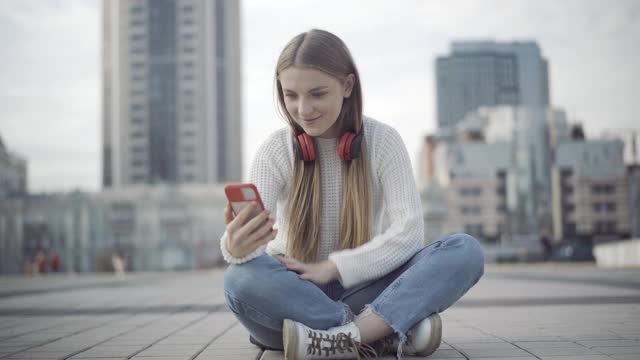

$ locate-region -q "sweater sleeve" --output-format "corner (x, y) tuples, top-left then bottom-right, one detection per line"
(328, 126), (424, 288)
(219, 131), (288, 264)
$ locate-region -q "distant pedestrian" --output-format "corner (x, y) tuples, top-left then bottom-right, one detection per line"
(49, 252), (61, 273)
(540, 229), (553, 261)
(221, 29), (485, 359)
(111, 253), (126, 279)
(35, 251), (47, 274)
(23, 259), (33, 275)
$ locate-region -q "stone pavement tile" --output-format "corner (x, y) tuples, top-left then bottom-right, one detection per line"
(592, 346), (640, 355)
(614, 333), (640, 341)
(193, 322), (262, 360)
(455, 342), (521, 350)
(194, 348), (262, 360)
(610, 355), (640, 360)
(515, 341), (595, 348)
(5, 351), (71, 359)
(577, 339), (640, 347)
(528, 346), (606, 356)
(425, 348), (467, 359)
(538, 356), (614, 360)
(259, 350), (283, 359)
(557, 333), (627, 341)
(67, 345), (145, 358)
(461, 347), (534, 358)
(134, 344), (206, 357)
(465, 358), (538, 360)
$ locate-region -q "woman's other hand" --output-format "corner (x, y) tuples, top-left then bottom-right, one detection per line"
(275, 256), (339, 285)
(224, 202), (277, 258)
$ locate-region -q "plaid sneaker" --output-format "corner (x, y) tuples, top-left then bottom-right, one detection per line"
(282, 319), (377, 359)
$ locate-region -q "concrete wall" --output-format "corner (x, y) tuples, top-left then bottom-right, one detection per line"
(594, 239), (640, 267)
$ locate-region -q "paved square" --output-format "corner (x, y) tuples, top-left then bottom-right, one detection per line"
(1, 264), (639, 359)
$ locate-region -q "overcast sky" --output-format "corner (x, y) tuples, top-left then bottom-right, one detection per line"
(1, 0), (639, 193)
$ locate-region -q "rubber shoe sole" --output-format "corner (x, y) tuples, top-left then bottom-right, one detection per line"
(283, 319), (299, 360)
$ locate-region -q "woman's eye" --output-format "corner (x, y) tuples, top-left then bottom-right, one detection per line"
(313, 93), (327, 98)
(285, 94), (297, 99)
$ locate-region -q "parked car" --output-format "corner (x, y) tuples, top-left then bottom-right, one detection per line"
(549, 244), (595, 262)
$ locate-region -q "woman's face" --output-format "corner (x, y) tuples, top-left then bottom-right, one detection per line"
(279, 66), (354, 139)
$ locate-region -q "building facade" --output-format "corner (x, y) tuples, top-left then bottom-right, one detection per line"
(102, 0), (242, 187)
(436, 41), (549, 129)
(0, 185), (228, 275)
(552, 141), (631, 244)
(0, 135), (27, 197)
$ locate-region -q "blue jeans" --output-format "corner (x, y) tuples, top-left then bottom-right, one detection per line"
(223, 233), (484, 354)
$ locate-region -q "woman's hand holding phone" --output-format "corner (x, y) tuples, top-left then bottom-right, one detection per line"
(224, 201), (277, 258)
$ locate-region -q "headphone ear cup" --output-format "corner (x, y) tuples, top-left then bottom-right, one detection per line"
(349, 131), (364, 159)
(296, 133), (316, 161)
(339, 132), (357, 160)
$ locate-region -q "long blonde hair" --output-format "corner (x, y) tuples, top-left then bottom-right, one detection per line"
(274, 29), (371, 263)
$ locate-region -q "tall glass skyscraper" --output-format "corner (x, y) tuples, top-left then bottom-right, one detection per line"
(102, 0), (242, 187)
(436, 41), (549, 129)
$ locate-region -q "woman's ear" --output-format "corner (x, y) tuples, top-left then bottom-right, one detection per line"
(344, 74), (355, 98)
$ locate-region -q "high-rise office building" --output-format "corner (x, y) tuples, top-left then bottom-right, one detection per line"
(102, 0), (242, 187)
(436, 41), (549, 129)
(0, 134), (27, 196)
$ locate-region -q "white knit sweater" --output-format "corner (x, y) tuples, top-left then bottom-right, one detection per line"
(220, 116), (424, 288)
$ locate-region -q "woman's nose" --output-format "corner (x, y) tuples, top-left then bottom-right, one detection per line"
(298, 98), (314, 117)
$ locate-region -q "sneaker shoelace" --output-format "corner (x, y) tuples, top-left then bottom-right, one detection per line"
(370, 334), (396, 355)
(306, 330), (378, 359)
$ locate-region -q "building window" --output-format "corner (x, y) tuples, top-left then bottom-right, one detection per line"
(130, 33), (145, 42)
(461, 207), (482, 215)
(460, 187), (482, 197)
(595, 221), (617, 234)
(130, 6), (144, 14)
(592, 184), (615, 194)
(131, 175), (146, 182)
(463, 224), (483, 237)
(592, 202), (617, 214)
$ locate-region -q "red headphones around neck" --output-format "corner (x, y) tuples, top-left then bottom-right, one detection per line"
(294, 130), (364, 162)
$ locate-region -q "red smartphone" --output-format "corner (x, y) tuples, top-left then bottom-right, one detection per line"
(224, 183), (266, 219)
